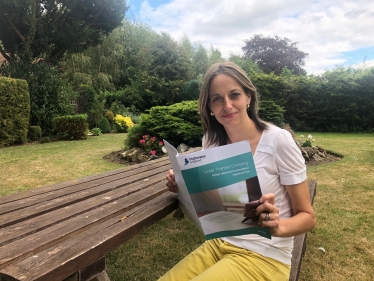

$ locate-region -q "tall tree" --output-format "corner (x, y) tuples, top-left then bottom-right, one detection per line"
(242, 34), (308, 75)
(0, 0), (128, 62)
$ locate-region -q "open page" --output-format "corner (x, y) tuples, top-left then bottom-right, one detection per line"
(164, 140), (271, 240)
(163, 141), (203, 233)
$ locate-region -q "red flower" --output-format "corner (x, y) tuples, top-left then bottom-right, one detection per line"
(150, 150), (156, 155)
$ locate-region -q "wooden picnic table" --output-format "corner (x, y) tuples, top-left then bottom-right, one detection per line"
(0, 152), (316, 281)
(0, 156), (177, 281)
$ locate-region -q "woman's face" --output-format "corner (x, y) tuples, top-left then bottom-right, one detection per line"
(208, 74), (250, 129)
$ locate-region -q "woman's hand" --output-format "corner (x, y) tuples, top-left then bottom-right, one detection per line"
(255, 193), (281, 236)
(256, 181), (316, 237)
(166, 169), (178, 193)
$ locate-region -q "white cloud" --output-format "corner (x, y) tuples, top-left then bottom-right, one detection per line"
(138, 0), (374, 74)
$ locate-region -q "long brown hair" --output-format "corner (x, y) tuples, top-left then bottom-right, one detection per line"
(198, 62), (267, 146)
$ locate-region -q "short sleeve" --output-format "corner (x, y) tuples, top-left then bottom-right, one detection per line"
(273, 130), (306, 185)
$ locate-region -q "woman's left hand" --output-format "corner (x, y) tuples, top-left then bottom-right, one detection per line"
(256, 193), (281, 236)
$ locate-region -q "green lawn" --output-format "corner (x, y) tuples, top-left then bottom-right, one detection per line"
(0, 134), (126, 195)
(1, 132), (373, 281)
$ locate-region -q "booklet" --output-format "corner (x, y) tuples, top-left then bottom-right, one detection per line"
(164, 140), (271, 240)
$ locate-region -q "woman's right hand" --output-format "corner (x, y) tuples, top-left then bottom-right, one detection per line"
(166, 169), (178, 193)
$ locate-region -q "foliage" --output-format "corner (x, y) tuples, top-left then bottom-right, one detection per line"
(299, 134), (316, 147)
(125, 101), (202, 150)
(139, 135), (164, 155)
(242, 34), (308, 75)
(124, 124), (149, 150)
(114, 114), (134, 133)
(258, 100), (285, 128)
(99, 117), (111, 134)
(249, 67), (374, 132)
(61, 32), (124, 91)
(53, 114), (88, 140)
(91, 128), (102, 136)
(28, 126), (42, 142)
(39, 136), (51, 144)
(89, 95), (106, 128)
(176, 79), (201, 102)
(0, 76), (30, 147)
(0, 0), (128, 63)
(77, 85), (96, 114)
(105, 110), (114, 124)
(228, 55), (263, 77)
(119, 32), (190, 111)
(61, 22), (223, 111)
(108, 102), (141, 124)
(0, 60), (76, 136)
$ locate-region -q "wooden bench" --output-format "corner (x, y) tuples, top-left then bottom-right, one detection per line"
(0, 155), (316, 281)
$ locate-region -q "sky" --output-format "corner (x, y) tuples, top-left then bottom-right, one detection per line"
(126, 0), (374, 75)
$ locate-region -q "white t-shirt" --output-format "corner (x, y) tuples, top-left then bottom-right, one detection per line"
(202, 124), (307, 265)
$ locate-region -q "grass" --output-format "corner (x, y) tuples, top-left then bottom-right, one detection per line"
(0, 134), (126, 195)
(1, 132), (373, 280)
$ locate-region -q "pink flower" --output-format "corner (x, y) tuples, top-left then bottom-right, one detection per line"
(151, 136), (157, 142)
(159, 141), (163, 146)
(150, 150), (156, 155)
(139, 139), (146, 144)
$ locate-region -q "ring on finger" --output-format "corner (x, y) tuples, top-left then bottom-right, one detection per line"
(265, 212), (270, 221)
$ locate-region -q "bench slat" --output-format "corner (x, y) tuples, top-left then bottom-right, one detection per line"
(289, 180), (317, 281)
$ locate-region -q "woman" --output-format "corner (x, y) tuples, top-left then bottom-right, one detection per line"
(160, 62), (316, 281)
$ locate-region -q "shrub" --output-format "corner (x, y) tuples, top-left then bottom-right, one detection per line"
(1, 60), (76, 136)
(91, 128), (102, 136)
(125, 123), (148, 149)
(77, 85), (96, 114)
(175, 79), (201, 102)
(89, 95), (106, 128)
(114, 114), (134, 133)
(99, 117), (111, 134)
(28, 126), (42, 141)
(259, 100), (285, 128)
(0, 77), (30, 147)
(53, 114), (88, 140)
(124, 101), (203, 149)
(105, 110), (114, 129)
(39, 136), (51, 143)
(109, 102), (141, 125)
(139, 135), (164, 155)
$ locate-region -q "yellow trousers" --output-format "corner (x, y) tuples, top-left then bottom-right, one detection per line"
(158, 238), (290, 281)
